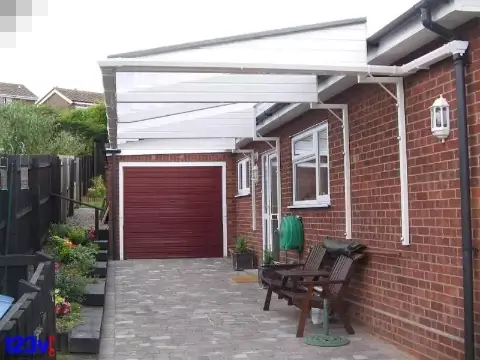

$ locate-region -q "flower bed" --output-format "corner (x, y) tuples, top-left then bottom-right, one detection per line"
(43, 223), (98, 352)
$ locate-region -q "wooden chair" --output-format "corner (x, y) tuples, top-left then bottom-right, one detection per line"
(280, 253), (364, 337)
(262, 244), (327, 311)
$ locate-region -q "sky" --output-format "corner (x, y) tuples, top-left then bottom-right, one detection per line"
(0, 0), (420, 98)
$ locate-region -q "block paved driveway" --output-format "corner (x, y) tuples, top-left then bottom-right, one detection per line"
(99, 258), (411, 360)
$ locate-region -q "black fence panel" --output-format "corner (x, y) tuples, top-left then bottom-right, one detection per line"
(0, 252), (56, 360)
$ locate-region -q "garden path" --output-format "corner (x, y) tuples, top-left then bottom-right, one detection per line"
(97, 258), (412, 360)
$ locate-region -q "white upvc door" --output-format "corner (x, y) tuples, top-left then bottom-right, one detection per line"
(262, 151), (279, 260)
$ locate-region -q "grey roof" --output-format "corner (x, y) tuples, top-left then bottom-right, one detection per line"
(367, 0), (445, 45)
(0, 81), (36, 99)
(108, 17), (367, 59)
(55, 87), (104, 104)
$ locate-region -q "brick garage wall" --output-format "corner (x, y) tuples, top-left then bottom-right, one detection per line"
(237, 18), (480, 360)
(106, 153), (237, 259)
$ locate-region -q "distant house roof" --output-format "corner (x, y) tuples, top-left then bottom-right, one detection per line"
(36, 87), (104, 105)
(0, 81), (37, 100)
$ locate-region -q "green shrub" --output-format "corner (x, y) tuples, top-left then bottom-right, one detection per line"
(87, 175), (106, 199)
(68, 245), (98, 276)
(50, 223), (73, 239)
(56, 302), (82, 333)
(263, 249), (274, 266)
(56, 266), (87, 303)
(235, 236), (248, 253)
(67, 227), (87, 245)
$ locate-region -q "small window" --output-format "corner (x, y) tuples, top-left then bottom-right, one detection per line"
(291, 122), (330, 207)
(237, 158), (251, 196)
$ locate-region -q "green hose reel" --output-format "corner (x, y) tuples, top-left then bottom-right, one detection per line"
(278, 215), (304, 252)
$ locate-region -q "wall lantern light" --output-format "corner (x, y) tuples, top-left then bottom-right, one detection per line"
(430, 95), (450, 142)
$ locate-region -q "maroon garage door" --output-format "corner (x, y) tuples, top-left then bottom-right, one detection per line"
(123, 166), (223, 259)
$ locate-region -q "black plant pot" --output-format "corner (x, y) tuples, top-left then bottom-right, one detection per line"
(258, 265), (276, 287)
(232, 252), (254, 271)
(56, 332), (69, 353)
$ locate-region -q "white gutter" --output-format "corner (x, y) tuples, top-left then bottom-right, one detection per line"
(99, 41), (468, 77)
(310, 103), (351, 240)
(232, 149), (257, 231)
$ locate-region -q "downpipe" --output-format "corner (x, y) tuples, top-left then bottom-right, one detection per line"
(421, 4), (475, 359)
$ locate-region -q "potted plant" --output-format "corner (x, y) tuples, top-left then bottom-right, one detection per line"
(231, 236), (254, 271)
(258, 248), (275, 287)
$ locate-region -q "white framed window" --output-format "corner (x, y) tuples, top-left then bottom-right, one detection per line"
(291, 122), (330, 207)
(237, 158), (251, 196)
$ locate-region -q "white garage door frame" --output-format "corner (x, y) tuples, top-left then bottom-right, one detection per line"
(119, 161), (228, 260)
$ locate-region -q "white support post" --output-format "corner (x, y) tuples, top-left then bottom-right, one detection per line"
(310, 103), (352, 239)
(357, 76), (410, 245)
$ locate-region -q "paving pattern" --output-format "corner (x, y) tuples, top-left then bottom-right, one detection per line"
(99, 258), (411, 360)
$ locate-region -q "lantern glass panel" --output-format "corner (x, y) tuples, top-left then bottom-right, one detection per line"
(435, 107), (442, 127)
(442, 107), (449, 127)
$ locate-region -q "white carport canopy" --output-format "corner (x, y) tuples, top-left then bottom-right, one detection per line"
(100, 17), (370, 148)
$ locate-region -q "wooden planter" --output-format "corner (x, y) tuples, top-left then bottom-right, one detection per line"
(56, 332), (69, 353)
(229, 249), (254, 271)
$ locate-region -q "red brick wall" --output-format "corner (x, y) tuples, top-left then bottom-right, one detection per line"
(237, 18), (480, 360)
(107, 153), (237, 259)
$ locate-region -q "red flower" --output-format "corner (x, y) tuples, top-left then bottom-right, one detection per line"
(88, 226), (96, 240)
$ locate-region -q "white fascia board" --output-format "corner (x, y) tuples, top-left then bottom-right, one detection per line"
(118, 137), (237, 151)
(100, 59), (403, 77)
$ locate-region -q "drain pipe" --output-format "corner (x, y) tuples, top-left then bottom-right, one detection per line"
(232, 149), (256, 231)
(421, 4), (475, 359)
(104, 148), (121, 260)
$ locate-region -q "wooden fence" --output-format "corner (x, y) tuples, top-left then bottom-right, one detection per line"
(0, 252), (56, 359)
(0, 154), (98, 297)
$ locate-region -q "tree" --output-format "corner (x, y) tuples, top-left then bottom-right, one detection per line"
(0, 103), (88, 155)
(59, 103), (108, 146)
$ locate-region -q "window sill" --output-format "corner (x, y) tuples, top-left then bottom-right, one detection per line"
(235, 192), (251, 198)
(288, 203), (331, 209)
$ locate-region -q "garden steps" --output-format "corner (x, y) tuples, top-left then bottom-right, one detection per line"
(94, 240), (108, 251)
(92, 261), (107, 278)
(68, 306), (103, 354)
(83, 279), (106, 307)
(95, 250), (108, 262)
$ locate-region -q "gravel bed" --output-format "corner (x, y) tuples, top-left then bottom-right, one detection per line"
(66, 207), (108, 230)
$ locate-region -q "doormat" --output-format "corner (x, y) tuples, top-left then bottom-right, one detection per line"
(231, 274), (258, 283)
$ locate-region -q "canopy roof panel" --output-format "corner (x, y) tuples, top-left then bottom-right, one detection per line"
(100, 17), (369, 147)
(116, 72), (318, 103)
(117, 103), (255, 140)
